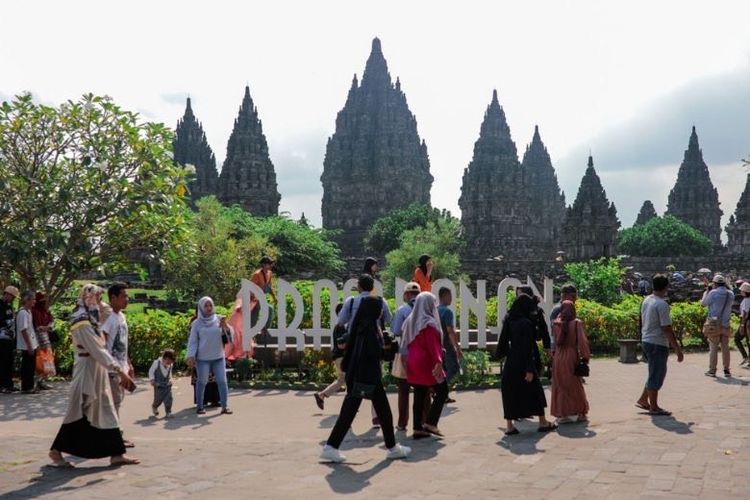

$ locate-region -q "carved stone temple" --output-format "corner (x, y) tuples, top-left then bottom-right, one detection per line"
(726, 173), (750, 255)
(174, 98), (218, 206)
(635, 200), (658, 225)
(561, 156), (620, 260)
(665, 127), (722, 247)
(460, 92), (565, 261)
(217, 86), (281, 216)
(320, 38), (432, 257)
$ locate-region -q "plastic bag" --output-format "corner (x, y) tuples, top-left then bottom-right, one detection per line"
(35, 348), (56, 377)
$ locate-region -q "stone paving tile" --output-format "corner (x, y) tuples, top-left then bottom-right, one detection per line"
(0, 353), (747, 498)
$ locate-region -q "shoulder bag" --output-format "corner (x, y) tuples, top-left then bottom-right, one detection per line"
(573, 321), (590, 377)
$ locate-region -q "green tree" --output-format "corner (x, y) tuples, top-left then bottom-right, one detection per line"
(618, 215), (712, 257)
(564, 257), (626, 306)
(162, 197), (277, 305)
(381, 214), (466, 295)
(0, 93), (187, 304)
(365, 203), (447, 255)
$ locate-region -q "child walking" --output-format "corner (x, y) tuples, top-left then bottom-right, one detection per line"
(149, 349), (175, 417)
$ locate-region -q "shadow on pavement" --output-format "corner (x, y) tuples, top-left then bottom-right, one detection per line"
(712, 377), (749, 386)
(5, 464), (111, 498)
(650, 415), (694, 434)
(0, 385), (69, 422)
(556, 422), (597, 439)
(496, 426), (551, 455)
(324, 460), (393, 494)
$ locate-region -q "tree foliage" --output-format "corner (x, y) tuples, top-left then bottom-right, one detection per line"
(564, 257), (626, 306)
(0, 93), (188, 304)
(365, 203), (448, 255)
(381, 213), (466, 295)
(163, 197), (344, 304)
(618, 215), (712, 257)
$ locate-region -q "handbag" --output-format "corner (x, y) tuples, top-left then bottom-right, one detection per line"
(35, 348), (56, 377)
(391, 352), (407, 379)
(573, 321), (589, 377)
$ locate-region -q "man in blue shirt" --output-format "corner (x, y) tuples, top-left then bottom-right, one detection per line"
(438, 287), (462, 404)
(701, 274), (734, 377)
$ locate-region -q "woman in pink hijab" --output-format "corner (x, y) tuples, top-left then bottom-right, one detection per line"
(401, 292), (448, 439)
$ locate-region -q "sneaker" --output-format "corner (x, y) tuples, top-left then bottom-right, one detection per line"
(386, 444), (411, 460)
(556, 416), (573, 424)
(165, 412), (173, 419)
(704, 370), (716, 377)
(319, 445), (346, 463)
(197, 408), (206, 415)
(152, 406), (159, 417)
(724, 370), (731, 378)
(396, 426), (407, 432)
(372, 417), (380, 429)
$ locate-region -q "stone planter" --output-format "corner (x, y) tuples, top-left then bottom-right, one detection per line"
(618, 339), (640, 363)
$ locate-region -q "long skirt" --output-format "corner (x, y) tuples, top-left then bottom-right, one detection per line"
(501, 372), (547, 420)
(51, 417), (126, 458)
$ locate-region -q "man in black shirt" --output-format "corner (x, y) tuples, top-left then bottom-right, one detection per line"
(0, 286), (20, 392)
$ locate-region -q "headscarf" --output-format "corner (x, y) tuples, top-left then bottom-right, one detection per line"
(401, 292), (442, 350)
(32, 292), (53, 327)
(556, 300), (577, 346)
(508, 293), (536, 321)
(70, 283), (103, 326)
(197, 296), (218, 327)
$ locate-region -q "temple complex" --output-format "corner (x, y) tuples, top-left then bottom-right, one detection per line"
(665, 127), (722, 247)
(561, 156), (620, 260)
(726, 173), (750, 255)
(174, 98), (218, 206)
(635, 200), (657, 225)
(320, 38), (432, 257)
(217, 86), (280, 216)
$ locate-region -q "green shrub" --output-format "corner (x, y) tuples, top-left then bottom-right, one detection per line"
(565, 257), (626, 306)
(454, 350), (492, 386)
(300, 348), (336, 385)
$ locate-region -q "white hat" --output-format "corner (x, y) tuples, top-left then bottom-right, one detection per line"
(404, 282), (421, 293)
(712, 274), (726, 284)
(740, 282), (750, 294)
(3, 286), (19, 298)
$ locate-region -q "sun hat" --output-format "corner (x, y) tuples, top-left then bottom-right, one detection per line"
(740, 282), (750, 294)
(3, 286), (19, 298)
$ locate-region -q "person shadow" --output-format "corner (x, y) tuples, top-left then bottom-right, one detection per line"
(324, 460), (393, 494)
(496, 424), (552, 455)
(650, 415), (694, 434)
(556, 421), (597, 439)
(5, 464), (111, 498)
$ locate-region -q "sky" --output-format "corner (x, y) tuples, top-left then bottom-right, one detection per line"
(2, 0), (749, 233)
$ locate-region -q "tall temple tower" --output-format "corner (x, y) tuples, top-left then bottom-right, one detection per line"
(665, 127), (722, 247)
(521, 125), (567, 258)
(217, 86), (281, 216)
(726, 173), (750, 254)
(174, 98), (218, 206)
(562, 156), (620, 260)
(635, 200), (657, 225)
(320, 38), (432, 257)
(459, 90), (530, 259)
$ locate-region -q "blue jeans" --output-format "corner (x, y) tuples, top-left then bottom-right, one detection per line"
(443, 347), (460, 384)
(642, 342), (669, 391)
(196, 358), (229, 409)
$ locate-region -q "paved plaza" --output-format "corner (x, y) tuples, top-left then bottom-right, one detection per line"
(0, 352), (748, 499)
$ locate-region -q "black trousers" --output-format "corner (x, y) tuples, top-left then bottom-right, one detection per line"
(20, 350), (35, 391)
(735, 327), (749, 360)
(0, 339), (14, 390)
(413, 381), (448, 431)
(327, 383), (396, 450)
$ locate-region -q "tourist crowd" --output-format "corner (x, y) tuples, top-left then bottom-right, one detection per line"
(1, 254), (749, 468)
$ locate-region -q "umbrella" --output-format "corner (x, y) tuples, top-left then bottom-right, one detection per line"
(697, 268), (711, 274)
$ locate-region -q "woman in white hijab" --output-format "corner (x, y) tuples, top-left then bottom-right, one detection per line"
(187, 297), (233, 415)
(401, 292), (449, 439)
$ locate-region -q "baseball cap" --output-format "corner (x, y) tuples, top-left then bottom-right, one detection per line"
(712, 274), (726, 284)
(404, 282), (421, 293)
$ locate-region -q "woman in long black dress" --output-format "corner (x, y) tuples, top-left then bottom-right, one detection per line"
(497, 294), (557, 435)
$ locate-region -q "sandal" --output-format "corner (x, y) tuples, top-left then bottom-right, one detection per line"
(221, 408), (233, 415)
(413, 430), (431, 440)
(648, 408), (672, 416)
(110, 456), (140, 466)
(422, 424), (444, 437)
(314, 393), (324, 410)
(634, 402), (650, 411)
(538, 423), (558, 433)
(504, 428), (519, 436)
(122, 440), (135, 448)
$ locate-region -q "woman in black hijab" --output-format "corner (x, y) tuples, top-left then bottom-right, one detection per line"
(320, 296), (411, 463)
(497, 294), (557, 435)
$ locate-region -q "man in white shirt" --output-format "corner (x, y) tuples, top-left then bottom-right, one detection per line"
(101, 282), (133, 447)
(16, 291), (39, 393)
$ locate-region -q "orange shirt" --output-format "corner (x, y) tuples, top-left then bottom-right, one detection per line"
(250, 269), (273, 305)
(413, 267), (432, 293)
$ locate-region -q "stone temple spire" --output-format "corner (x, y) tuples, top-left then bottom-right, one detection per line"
(521, 125), (567, 257)
(635, 200), (657, 225)
(726, 173), (750, 254)
(217, 86), (281, 216)
(665, 127), (722, 247)
(460, 90), (529, 259)
(562, 155), (620, 260)
(321, 38), (432, 257)
(173, 97), (218, 206)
